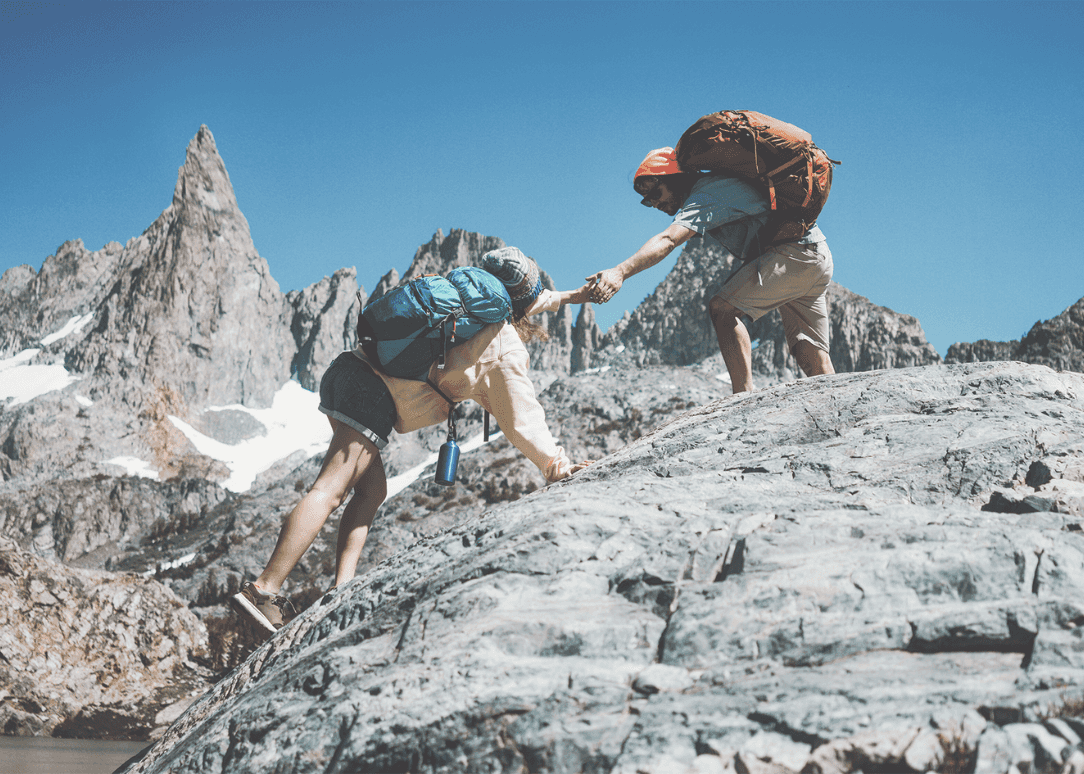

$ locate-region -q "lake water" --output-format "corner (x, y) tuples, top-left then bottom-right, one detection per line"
(0, 737), (148, 774)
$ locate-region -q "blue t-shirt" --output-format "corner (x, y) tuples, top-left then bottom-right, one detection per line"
(673, 175), (825, 260)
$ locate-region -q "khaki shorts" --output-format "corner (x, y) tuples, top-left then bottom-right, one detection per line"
(713, 240), (834, 353)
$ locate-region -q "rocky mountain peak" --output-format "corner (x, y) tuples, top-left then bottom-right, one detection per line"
(948, 297), (1084, 373)
(62, 125), (291, 412)
(0, 127), (360, 484)
(0, 238), (125, 357)
(170, 125), (239, 214)
(404, 228), (507, 278)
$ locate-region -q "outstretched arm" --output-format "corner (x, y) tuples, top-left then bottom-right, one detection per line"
(586, 221), (696, 303)
(554, 285), (592, 305)
(481, 350), (592, 482)
(521, 284), (593, 317)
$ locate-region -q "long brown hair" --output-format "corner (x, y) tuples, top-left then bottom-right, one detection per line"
(511, 313), (549, 343)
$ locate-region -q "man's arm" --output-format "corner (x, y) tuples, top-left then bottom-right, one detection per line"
(587, 221), (696, 303)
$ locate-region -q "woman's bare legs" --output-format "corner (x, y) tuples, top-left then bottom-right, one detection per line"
(255, 418), (381, 594)
(334, 454), (387, 587)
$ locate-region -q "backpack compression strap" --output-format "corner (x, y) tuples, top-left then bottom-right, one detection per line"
(437, 312), (459, 369)
(367, 308), (465, 374)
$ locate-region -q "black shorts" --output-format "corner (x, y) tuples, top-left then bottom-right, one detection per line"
(318, 353), (395, 449)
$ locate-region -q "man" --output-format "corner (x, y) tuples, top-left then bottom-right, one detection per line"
(587, 147), (834, 393)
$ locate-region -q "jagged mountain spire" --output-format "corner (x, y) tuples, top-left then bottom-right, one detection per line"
(0, 126), (361, 485)
(65, 126), (296, 411)
(171, 126), (241, 213)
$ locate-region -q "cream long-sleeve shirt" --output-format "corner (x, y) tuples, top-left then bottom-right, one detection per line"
(353, 289), (576, 482)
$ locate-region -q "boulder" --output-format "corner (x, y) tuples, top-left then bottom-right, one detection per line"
(117, 362), (1084, 772)
(0, 536), (211, 739)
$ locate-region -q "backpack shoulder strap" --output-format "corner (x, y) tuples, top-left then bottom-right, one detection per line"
(424, 376), (495, 444)
(426, 376), (459, 441)
(425, 376), (457, 409)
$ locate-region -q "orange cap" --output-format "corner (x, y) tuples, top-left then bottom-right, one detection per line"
(635, 147), (681, 180)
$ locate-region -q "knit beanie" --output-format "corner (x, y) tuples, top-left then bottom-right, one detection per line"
(481, 247), (542, 316)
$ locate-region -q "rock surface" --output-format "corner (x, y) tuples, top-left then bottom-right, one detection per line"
(0, 474), (230, 566)
(288, 267), (365, 392)
(0, 536), (211, 739)
(117, 362), (1084, 773)
(100, 362), (730, 613)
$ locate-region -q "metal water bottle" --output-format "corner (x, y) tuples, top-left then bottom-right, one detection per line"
(435, 437), (460, 486)
(434, 405), (459, 486)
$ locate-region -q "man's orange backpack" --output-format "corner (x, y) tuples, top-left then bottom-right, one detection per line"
(674, 110), (839, 247)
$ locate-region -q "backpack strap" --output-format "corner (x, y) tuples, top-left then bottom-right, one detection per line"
(762, 152), (813, 210)
(425, 376), (457, 408)
(436, 311), (463, 369)
(426, 376), (459, 442)
(355, 291), (381, 365)
(425, 376), (494, 445)
(372, 308), (465, 375)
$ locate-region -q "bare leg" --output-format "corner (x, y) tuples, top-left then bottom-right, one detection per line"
(709, 295), (754, 393)
(256, 419), (380, 594)
(791, 339), (835, 378)
(334, 456), (388, 587)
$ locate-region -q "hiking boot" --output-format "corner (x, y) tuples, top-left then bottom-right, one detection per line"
(230, 581), (295, 635)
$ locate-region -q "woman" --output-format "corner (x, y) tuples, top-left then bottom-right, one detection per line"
(231, 247), (593, 635)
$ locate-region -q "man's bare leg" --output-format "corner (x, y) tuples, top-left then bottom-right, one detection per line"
(791, 339), (835, 378)
(709, 295), (754, 393)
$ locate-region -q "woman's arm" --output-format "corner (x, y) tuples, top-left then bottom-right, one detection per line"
(480, 348), (591, 482)
(554, 285), (591, 305)
(521, 285), (591, 318)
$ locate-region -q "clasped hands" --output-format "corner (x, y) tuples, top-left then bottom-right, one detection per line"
(582, 268), (623, 304)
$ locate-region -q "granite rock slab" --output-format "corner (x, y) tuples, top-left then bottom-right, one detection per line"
(119, 362), (1084, 773)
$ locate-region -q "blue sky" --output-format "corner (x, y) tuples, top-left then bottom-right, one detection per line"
(2, 1), (1082, 356)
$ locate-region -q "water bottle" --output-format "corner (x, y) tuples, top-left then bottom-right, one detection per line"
(435, 400), (460, 486)
(435, 438), (460, 486)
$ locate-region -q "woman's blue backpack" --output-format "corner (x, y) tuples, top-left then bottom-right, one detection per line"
(357, 267), (512, 380)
